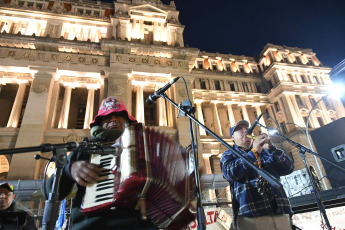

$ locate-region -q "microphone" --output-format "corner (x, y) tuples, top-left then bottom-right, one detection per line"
(111, 143), (123, 156)
(146, 77), (180, 105)
(83, 144), (123, 156)
(80, 138), (123, 156)
(247, 113), (264, 135)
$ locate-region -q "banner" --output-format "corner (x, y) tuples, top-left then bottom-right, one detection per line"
(292, 207), (345, 230)
(188, 207), (222, 230)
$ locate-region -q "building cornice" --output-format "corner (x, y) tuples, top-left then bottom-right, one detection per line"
(262, 62), (331, 79)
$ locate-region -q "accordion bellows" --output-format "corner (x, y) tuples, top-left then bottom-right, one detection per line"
(81, 123), (196, 229)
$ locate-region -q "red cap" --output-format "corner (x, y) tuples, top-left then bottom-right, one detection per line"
(90, 96), (137, 128)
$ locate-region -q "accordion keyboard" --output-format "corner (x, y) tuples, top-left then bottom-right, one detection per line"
(82, 154), (115, 210)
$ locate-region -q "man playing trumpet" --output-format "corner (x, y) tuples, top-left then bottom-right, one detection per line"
(220, 120), (294, 230)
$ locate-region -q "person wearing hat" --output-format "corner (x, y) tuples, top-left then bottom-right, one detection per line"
(220, 120), (294, 230)
(45, 96), (157, 230)
(0, 182), (37, 230)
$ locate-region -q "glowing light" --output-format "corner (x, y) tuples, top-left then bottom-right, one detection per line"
(268, 129), (277, 135)
(58, 70), (101, 78)
(231, 62), (237, 72)
(204, 58), (210, 70)
(327, 83), (345, 98)
(61, 23), (107, 42)
(272, 51), (281, 62)
(131, 80), (149, 87)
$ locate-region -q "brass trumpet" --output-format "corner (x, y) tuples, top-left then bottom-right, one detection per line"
(246, 134), (271, 144)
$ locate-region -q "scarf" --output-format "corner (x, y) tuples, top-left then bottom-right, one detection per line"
(90, 125), (123, 142)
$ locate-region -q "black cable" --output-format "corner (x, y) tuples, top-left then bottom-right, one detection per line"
(257, 112), (287, 152)
(265, 112), (282, 134)
(43, 156), (54, 199)
(180, 76), (192, 102)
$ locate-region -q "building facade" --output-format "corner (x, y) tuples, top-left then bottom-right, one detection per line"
(0, 0), (344, 211)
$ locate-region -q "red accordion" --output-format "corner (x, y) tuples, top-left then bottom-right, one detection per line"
(81, 123), (196, 229)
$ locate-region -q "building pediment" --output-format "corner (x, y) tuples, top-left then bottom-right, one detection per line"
(313, 108), (323, 115)
(129, 4), (167, 19)
(328, 110), (337, 115)
(300, 108), (309, 115)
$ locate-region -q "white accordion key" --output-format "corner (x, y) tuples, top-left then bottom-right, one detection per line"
(82, 154), (115, 210)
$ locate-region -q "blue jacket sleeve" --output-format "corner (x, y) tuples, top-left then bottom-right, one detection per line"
(261, 145), (294, 176)
(220, 148), (258, 182)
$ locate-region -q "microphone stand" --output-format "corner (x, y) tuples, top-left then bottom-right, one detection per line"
(179, 99), (206, 230)
(0, 141), (113, 230)
(257, 123), (345, 230)
(0, 143), (73, 230)
(159, 94), (283, 230)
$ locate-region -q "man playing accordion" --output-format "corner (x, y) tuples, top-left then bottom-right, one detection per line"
(45, 96), (158, 230)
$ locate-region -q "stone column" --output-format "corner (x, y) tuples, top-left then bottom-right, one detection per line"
(277, 96), (292, 125)
(240, 104), (250, 121)
(209, 80), (215, 90)
(7, 83), (27, 128)
(233, 82), (238, 91)
(203, 157), (216, 201)
(205, 79), (210, 89)
(302, 96), (319, 128)
(225, 102), (236, 126)
(136, 85), (145, 123)
(58, 85), (72, 129)
(195, 100), (206, 135)
(157, 86), (167, 126)
(211, 101), (222, 136)
(254, 105), (266, 133)
(120, 21), (127, 40)
(220, 80), (225, 90)
(166, 88), (175, 128)
(83, 88), (95, 129)
(7, 68), (56, 180)
(177, 28), (184, 47)
(317, 97), (332, 124)
(249, 82), (254, 92)
(139, 19), (144, 40)
(194, 79), (201, 89)
(276, 71), (284, 81)
(46, 81), (60, 129)
(333, 98), (345, 118)
(153, 21), (158, 41)
(290, 94), (306, 127)
(131, 18), (137, 39)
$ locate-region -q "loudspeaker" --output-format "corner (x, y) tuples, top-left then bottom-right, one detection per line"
(310, 117), (345, 188)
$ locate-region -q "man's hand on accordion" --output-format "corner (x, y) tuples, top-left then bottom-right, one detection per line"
(71, 161), (100, 186)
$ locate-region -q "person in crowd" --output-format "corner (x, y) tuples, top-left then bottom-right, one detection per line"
(46, 96), (157, 230)
(220, 120), (294, 230)
(0, 182), (37, 230)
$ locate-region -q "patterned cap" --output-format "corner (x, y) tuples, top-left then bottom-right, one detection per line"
(0, 182), (14, 192)
(230, 120), (249, 137)
(90, 96), (137, 128)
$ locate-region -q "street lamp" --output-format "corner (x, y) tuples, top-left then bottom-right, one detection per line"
(305, 83), (345, 190)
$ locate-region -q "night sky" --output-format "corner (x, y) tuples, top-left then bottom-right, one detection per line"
(104, 0), (345, 68)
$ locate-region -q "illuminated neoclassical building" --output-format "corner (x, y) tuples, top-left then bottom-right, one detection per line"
(0, 0), (344, 208)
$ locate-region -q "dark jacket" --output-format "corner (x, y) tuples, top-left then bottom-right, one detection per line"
(0, 202), (37, 230)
